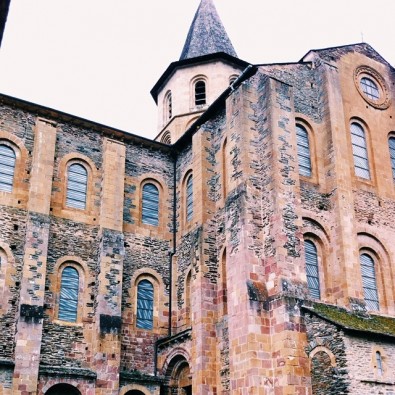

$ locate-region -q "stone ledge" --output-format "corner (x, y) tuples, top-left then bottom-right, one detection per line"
(0, 359), (14, 367)
(39, 365), (97, 379)
(361, 379), (395, 385)
(120, 371), (163, 384)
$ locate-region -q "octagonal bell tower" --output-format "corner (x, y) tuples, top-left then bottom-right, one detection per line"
(151, 0), (249, 144)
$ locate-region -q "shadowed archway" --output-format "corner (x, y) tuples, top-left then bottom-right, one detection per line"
(45, 383), (81, 395)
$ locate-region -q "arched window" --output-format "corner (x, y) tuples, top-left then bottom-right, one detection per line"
(351, 123), (370, 179)
(304, 240), (320, 299)
(45, 384), (81, 395)
(296, 124), (312, 177)
(186, 174), (193, 222)
(376, 351), (383, 376)
(388, 136), (395, 182)
(142, 183), (159, 226)
(195, 80), (206, 106)
(58, 266), (80, 322)
(136, 279), (154, 329)
(161, 131), (171, 145)
(66, 163), (88, 210)
(0, 144), (16, 193)
(165, 91), (172, 120)
(360, 253), (379, 311)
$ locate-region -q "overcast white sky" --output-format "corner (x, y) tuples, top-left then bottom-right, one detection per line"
(0, 0), (394, 139)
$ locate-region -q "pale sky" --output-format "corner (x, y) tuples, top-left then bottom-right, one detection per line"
(0, 0), (394, 140)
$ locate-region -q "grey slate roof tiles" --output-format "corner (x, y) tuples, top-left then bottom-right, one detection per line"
(180, 0), (238, 60)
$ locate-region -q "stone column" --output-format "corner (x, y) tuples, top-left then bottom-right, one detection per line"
(94, 138), (125, 395)
(12, 118), (57, 394)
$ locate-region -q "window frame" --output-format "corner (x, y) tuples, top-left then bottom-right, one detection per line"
(185, 173), (193, 223)
(388, 135), (395, 183)
(296, 123), (312, 178)
(164, 91), (172, 122)
(194, 80), (206, 106)
(141, 182), (160, 227)
(136, 279), (154, 330)
(56, 262), (81, 324)
(304, 239), (321, 300)
(65, 161), (89, 210)
(0, 143), (16, 193)
(350, 121), (371, 180)
(360, 252), (380, 311)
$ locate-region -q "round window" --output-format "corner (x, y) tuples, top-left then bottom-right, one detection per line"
(354, 66), (390, 109)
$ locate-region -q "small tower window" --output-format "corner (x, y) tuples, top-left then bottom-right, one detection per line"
(304, 240), (321, 299)
(165, 91), (172, 120)
(351, 123), (370, 179)
(136, 279), (154, 330)
(360, 253), (379, 311)
(296, 124), (312, 177)
(58, 266), (80, 322)
(142, 183), (159, 226)
(66, 163), (88, 210)
(186, 174), (193, 222)
(195, 81), (206, 106)
(0, 144), (16, 193)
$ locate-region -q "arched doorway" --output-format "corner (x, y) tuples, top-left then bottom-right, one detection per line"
(162, 355), (192, 395)
(125, 391), (146, 395)
(45, 383), (81, 395)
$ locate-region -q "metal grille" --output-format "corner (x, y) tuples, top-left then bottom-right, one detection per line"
(351, 123), (370, 179)
(142, 183), (159, 226)
(195, 81), (206, 105)
(136, 280), (154, 329)
(58, 266), (79, 322)
(166, 92), (172, 120)
(66, 163), (88, 210)
(360, 77), (380, 100)
(186, 174), (193, 222)
(360, 253), (379, 311)
(389, 137), (395, 182)
(296, 124), (312, 177)
(0, 144), (16, 193)
(305, 240), (321, 299)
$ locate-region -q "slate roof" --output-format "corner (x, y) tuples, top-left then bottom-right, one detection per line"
(180, 0), (237, 60)
(304, 303), (395, 338)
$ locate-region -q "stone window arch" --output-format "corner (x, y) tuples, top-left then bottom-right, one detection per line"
(191, 76), (208, 108)
(296, 123), (312, 177)
(161, 131), (171, 145)
(309, 347), (338, 395)
(183, 171), (193, 224)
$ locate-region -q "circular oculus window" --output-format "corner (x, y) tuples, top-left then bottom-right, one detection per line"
(354, 66), (390, 109)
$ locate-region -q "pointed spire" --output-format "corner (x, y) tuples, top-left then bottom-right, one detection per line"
(180, 0), (238, 60)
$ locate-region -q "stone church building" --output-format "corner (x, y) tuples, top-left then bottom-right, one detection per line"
(0, 0), (395, 394)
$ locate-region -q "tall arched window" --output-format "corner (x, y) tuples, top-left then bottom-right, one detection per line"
(136, 279), (154, 329)
(296, 124), (312, 177)
(351, 122), (370, 179)
(194, 80), (206, 106)
(66, 163), (88, 210)
(58, 266), (80, 322)
(165, 91), (172, 120)
(360, 253), (379, 311)
(304, 240), (320, 299)
(0, 144), (16, 192)
(186, 174), (193, 222)
(142, 183), (159, 226)
(388, 136), (395, 182)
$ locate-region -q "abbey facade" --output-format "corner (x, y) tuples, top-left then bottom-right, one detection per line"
(0, 0), (395, 394)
